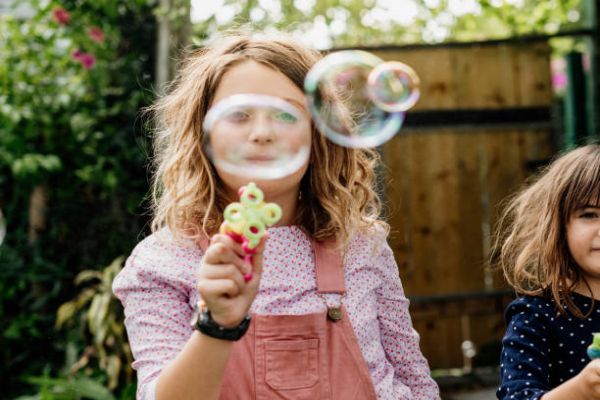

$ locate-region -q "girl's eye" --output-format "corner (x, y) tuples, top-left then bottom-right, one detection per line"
(226, 110), (251, 122)
(580, 212), (599, 219)
(272, 111), (298, 123)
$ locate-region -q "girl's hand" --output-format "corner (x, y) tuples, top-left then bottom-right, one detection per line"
(542, 359), (600, 400)
(575, 359), (600, 399)
(196, 233), (266, 329)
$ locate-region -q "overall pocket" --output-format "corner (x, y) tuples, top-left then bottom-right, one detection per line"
(264, 338), (320, 390)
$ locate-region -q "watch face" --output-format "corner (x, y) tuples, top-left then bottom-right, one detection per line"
(189, 310), (199, 327)
(189, 301), (203, 327)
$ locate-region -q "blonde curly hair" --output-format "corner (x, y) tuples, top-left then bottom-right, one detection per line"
(492, 143), (600, 318)
(146, 32), (388, 250)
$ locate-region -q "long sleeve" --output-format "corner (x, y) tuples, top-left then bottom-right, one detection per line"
(497, 297), (552, 400)
(112, 232), (200, 400)
(375, 241), (441, 400)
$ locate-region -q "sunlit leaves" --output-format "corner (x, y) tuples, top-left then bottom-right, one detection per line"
(190, 0), (585, 48)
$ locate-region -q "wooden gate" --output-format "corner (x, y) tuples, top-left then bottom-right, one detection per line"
(367, 40), (555, 368)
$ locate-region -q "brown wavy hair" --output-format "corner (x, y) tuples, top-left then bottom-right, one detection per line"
(146, 32), (388, 250)
(492, 144), (600, 318)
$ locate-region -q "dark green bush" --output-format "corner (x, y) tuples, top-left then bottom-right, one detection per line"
(0, 1), (156, 397)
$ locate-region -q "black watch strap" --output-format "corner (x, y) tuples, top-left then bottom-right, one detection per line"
(194, 308), (251, 341)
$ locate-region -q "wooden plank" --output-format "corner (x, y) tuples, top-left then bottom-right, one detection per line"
(413, 318), (463, 368)
(375, 40), (554, 369)
(371, 40), (552, 111)
(403, 133), (435, 295)
(454, 132), (486, 290)
(514, 42), (553, 107)
(383, 128), (554, 368)
(452, 45), (515, 109)
(373, 48), (457, 111)
(409, 290), (514, 319)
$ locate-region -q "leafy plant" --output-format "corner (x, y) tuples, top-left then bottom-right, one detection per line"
(15, 368), (116, 400)
(56, 257), (132, 391)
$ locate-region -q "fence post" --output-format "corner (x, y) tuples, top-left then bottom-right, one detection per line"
(563, 52), (587, 148)
(584, 0), (599, 138)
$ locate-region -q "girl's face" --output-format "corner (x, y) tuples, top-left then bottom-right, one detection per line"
(567, 205), (600, 280)
(209, 60), (312, 201)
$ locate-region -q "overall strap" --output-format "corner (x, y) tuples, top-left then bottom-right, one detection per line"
(312, 238), (346, 295)
(197, 236), (209, 252)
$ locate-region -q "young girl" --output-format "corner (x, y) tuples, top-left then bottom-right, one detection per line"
(495, 144), (600, 399)
(112, 33), (439, 400)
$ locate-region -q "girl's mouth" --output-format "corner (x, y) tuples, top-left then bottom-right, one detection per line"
(245, 154), (276, 163)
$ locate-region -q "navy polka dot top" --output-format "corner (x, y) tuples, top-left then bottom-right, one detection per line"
(497, 293), (600, 399)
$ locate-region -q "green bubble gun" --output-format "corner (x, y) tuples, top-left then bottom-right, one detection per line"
(219, 182), (282, 282)
(587, 332), (600, 359)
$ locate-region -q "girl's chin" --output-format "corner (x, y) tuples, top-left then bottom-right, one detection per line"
(221, 178), (298, 202)
(218, 166), (307, 201)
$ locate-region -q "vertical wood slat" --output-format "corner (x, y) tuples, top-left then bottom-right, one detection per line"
(383, 128), (553, 368)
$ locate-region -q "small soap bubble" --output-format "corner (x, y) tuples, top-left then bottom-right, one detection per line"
(203, 94), (311, 180)
(367, 61), (420, 112)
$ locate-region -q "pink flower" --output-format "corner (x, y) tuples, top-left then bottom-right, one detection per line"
(88, 27), (105, 43)
(72, 50), (97, 69)
(52, 7), (70, 25)
(552, 72), (567, 91)
(551, 58), (567, 92)
(79, 53), (96, 69)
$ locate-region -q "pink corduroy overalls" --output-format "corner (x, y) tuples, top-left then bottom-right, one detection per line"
(215, 239), (378, 400)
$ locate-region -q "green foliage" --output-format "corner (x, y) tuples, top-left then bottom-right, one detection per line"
(449, 0), (584, 41)
(15, 368), (116, 400)
(191, 0), (586, 48)
(0, 0), (156, 397)
(56, 257), (132, 391)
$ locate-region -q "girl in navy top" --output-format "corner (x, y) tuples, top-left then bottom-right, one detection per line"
(494, 144), (600, 400)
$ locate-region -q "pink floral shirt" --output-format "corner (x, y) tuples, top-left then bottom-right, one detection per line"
(113, 226), (440, 399)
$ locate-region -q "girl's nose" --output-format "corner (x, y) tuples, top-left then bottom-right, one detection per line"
(248, 113), (274, 144)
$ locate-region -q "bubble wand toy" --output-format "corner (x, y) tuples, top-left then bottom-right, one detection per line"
(587, 332), (600, 359)
(219, 182), (282, 282)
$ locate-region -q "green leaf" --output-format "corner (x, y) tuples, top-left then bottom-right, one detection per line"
(25, 376), (116, 400)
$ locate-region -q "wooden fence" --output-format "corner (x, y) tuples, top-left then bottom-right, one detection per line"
(369, 40), (556, 368)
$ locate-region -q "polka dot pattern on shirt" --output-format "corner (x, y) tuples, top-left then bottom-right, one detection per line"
(497, 293), (600, 400)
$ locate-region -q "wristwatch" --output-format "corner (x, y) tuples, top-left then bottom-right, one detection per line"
(191, 302), (251, 341)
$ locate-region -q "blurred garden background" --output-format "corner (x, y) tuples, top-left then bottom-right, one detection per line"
(0, 0), (598, 399)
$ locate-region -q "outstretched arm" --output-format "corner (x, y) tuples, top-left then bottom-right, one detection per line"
(113, 233), (264, 400)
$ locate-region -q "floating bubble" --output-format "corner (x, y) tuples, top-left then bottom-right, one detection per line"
(367, 61), (420, 112)
(305, 50), (419, 148)
(0, 209), (5, 246)
(305, 50), (402, 148)
(203, 94), (311, 180)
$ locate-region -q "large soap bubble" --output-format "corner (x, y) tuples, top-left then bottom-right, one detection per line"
(203, 94), (311, 180)
(305, 50), (419, 148)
